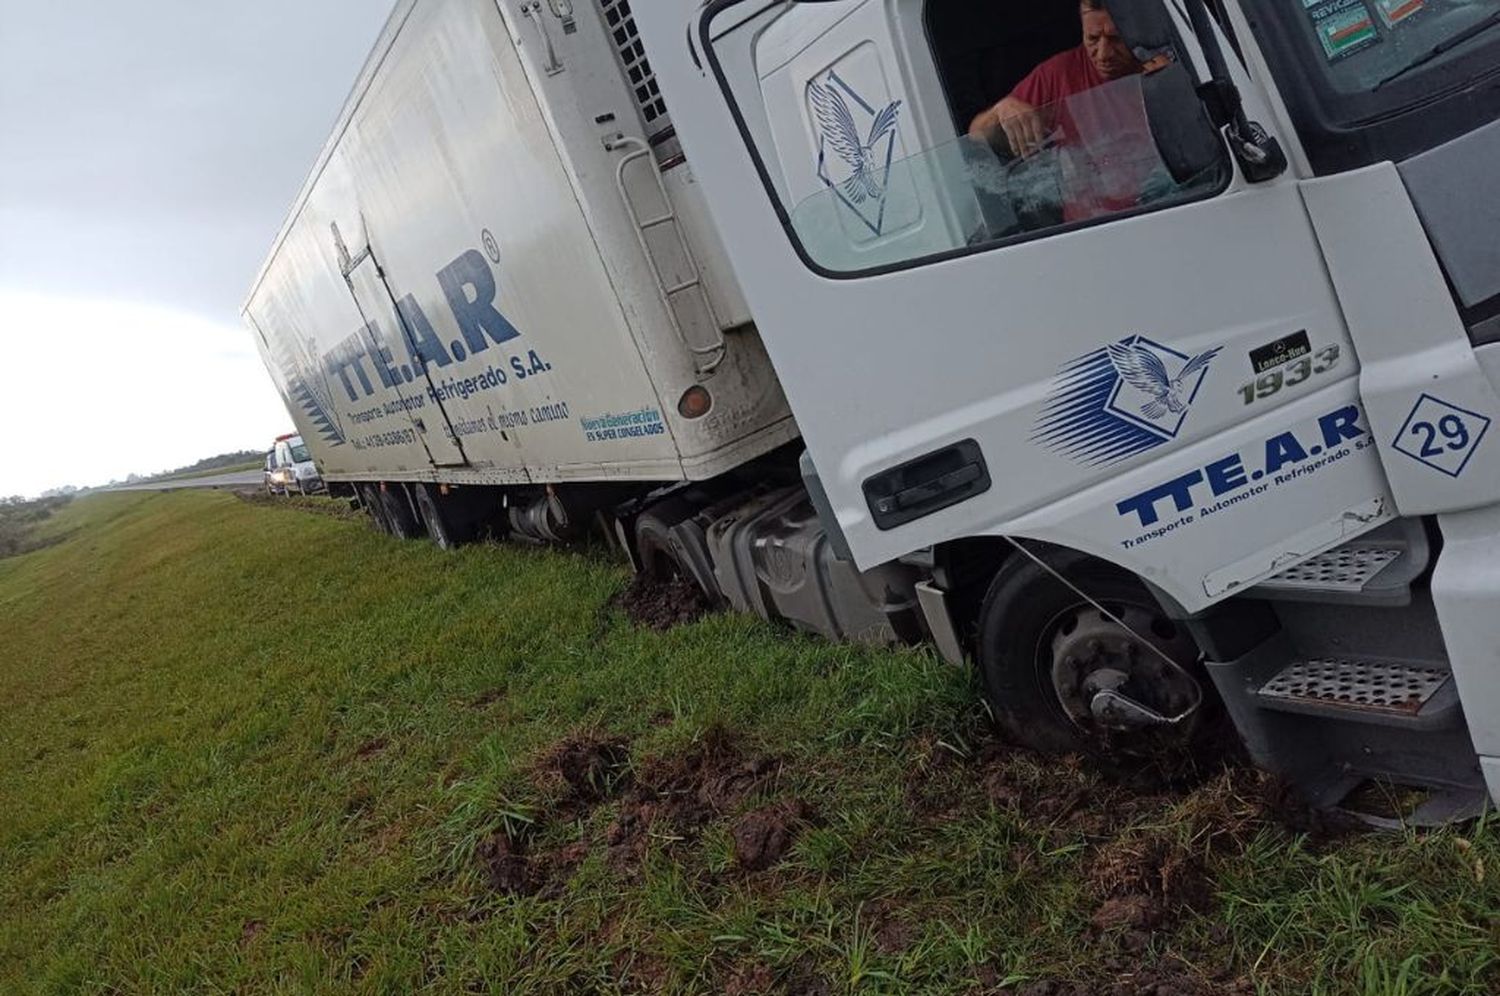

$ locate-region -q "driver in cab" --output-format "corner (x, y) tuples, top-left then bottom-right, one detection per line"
(967, 0), (1144, 155)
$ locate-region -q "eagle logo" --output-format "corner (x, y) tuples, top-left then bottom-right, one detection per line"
(1107, 341), (1222, 421)
(809, 77), (902, 209)
(1034, 335), (1224, 466)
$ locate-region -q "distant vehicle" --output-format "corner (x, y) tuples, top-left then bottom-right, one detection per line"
(263, 434), (323, 496)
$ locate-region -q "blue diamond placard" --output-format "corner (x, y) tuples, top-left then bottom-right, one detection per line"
(1392, 393), (1492, 478)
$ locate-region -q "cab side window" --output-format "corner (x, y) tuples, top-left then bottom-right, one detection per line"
(711, 0), (1230, 275)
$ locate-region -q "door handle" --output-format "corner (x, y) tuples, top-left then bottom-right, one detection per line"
(876, 463), (983, 515)
(863, 440), (991, 530)
(520, 0), (564, 75)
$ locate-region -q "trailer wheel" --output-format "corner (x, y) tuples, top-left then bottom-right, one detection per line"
(358, 484), (392, 534)
(976, 547), (1205, 757)
(378, 484), (423, 540)
(414, 484), (459, 550)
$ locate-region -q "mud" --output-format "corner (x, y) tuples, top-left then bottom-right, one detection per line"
(723, 962), (777, 996)
(479, 726), (782, 895)
(476, 828), (535, 896)
(1087, 834), (1214, 922)
(476, 828), (590, 900)
(610, 948), (670, 994)
(612, 574), (713, 631)
(731, 799), (811, 871)
(233, 490), (364, 520)
(1015, 971), (1251, 996)
(607, 729), (780, 873)
(865, 899), (917, 955)
(537, 733), (633, 807)
(354, 737), (389, 760)
(471, 687), (507, 708)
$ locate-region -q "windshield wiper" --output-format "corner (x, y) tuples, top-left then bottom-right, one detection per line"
(1375, 8), (1500, 91)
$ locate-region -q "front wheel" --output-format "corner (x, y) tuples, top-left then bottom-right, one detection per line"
(976, 547), (1206, 757)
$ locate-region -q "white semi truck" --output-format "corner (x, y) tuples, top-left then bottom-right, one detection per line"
(245, 0), (1500, 821)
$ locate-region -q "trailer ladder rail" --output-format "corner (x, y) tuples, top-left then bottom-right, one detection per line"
(607, 134), (727, 377)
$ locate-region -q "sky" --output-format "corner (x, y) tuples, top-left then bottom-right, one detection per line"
(0, 0), (396, 497)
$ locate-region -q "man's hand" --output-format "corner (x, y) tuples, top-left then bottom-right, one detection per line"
(969, 96), (1047, 157)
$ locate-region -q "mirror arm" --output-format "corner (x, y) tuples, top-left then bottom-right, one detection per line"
(1182, 0), (1287, 183)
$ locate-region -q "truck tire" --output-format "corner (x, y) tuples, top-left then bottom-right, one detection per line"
(378, 484), (423, 540)
(415, 484), (461, 550)
(359, 484), (392, 534)
(976, 547), (1204, 757)
(635, 514), (687, 581)
(633, 509), (719, 606)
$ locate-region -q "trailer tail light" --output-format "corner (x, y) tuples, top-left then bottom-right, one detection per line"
(678, 385), (713, 419)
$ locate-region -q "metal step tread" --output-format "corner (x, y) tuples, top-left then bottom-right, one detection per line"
(1259, 544), (1402, 593)
(1259, 658), (1450, 716)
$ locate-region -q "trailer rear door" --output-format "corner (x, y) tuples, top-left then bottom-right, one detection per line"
(343, 248), (469, 467)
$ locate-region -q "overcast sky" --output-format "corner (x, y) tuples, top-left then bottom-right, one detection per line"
(0, 0), (396, 497)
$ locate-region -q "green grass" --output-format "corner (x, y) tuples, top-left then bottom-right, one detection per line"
(0, 492), (1496, 995)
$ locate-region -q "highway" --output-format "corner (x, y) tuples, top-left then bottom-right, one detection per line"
(109, 470), (265, 493)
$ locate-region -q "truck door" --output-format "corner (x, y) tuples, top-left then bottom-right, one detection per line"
(671, 0), (1395, 613)
(341, 246), (469, 468)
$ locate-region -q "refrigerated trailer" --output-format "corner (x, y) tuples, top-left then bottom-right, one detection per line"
(246, 0), (1500, 822)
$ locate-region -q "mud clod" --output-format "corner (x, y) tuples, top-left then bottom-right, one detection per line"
(732, 798), (810, 871)
(866, 899), (917, 954)
(723, 961), (777, 996)
(471, 687), (506, 708)
(613, 574), (712, 631)
(477, 829), (536, 896)
(1090, 894), (1167, 933)
(1089, 835), (1213, 911)
(354, 737), (388, 759)
(607, 728), (779, 872)
(539, 734), (633, 806)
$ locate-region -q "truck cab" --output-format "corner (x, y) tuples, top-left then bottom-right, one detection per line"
(631, 0), (1500, 818)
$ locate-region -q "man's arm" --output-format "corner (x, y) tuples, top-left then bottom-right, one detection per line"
(968, 95), (1047, 156)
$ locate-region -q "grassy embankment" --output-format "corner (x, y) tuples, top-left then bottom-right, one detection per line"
(0, 492), (1496, 995)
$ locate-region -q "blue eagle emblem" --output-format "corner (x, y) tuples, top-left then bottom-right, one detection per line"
(810, 72), (903, 235)
(1107, 341), (1222, 421)
(809, 80), (902, 205)
(1033, 335), (1223, 466)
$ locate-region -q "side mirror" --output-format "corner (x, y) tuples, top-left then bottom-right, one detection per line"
(1112, 0), (1286, 185)
(1141, 59), (1227, 185)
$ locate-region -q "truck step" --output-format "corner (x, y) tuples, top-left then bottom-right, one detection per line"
(1251, 520), (1429, 606)
(1255, 657), (1460, 728)
(1259, 545), (1401, 592)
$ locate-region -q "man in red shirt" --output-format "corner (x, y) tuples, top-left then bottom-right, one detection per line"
(968, 0), (1144, 156)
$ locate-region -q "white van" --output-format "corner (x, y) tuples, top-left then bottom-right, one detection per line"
(263, 434), (323, 496)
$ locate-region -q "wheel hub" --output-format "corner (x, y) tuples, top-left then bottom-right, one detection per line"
(1050, 603), (1201, 733)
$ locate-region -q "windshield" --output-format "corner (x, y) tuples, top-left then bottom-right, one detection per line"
(1241, 0), (1500, 169)
(289, 443), (311, 463)
(1290, 0), (1500, 93)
